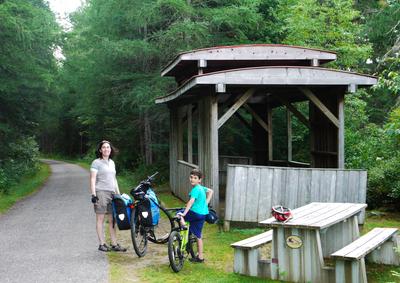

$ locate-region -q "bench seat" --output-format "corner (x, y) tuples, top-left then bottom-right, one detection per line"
(331, 227), (399, 283)
(231, 229), (273, 249)
(331, 227), (398, 260)
(231, 230), (273, 278)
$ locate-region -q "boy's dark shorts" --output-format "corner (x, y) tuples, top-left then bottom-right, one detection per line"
(180, 209), (206, 239)
(94, 190), (114, 214)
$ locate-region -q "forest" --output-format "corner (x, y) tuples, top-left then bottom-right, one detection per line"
(0, 0), (399, 209)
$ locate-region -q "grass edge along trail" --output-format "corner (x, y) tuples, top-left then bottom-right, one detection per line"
(0, 162), (50, 214)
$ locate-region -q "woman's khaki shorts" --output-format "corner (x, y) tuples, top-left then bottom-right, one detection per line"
(94, 190), (114, 214)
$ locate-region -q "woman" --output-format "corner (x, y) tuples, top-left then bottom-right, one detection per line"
(90, 140), (126, 252)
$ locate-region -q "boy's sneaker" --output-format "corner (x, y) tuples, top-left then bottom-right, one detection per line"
(189, 256), (204, 263)
(110, 243), (127, 252)
(98, 244), (110, 252)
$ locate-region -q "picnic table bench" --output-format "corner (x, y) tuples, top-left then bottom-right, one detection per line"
(259, 202), (367, 282)
(331, 227), (399, 283)
(231, 230), (273, 278)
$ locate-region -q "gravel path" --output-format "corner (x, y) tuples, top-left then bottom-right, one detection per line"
(0, 160), (108, 283)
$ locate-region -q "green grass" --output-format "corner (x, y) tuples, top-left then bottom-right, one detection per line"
(0, 162), (50, 214)
(362, 211), (400, 283)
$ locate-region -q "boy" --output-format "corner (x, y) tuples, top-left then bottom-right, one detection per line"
(177, 169), (214, 262)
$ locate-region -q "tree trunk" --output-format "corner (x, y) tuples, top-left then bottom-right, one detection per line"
(143, 110), (152, 165)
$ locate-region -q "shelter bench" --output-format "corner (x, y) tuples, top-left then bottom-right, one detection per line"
(331, 227), (400, 283)
(231, 230), (273, 278)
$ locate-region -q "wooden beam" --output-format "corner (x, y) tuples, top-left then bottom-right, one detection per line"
(287, 109), (292, 162)
(299, 87), (339, 128)
(217, 88), (255, 129)
(177, 106), (184, 160)
(267, 106), (273, 161)
(169, 108), (178, 194)
(198, 95), (219, 212)
(242, 104), (269, 133)
(187, 104), (193, 164)
(311, 58), (319, 66)
(277, 97), (310, 129)
(338, 94), (345, 168)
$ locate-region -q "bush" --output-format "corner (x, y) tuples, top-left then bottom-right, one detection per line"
(0, 137), (40, 194)
(367, 156), (400, 210)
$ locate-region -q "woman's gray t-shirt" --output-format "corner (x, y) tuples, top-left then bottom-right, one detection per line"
(90, 158), (117, 192)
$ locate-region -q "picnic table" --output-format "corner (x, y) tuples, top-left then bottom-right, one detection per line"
(259, 202), (367, 283)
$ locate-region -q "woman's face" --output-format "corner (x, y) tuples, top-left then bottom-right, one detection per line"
(99, 142), (111, 158)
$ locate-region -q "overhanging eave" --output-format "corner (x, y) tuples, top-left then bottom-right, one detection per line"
(155, 66), (377, 104)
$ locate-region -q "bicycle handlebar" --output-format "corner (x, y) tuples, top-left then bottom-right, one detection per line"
(130, 172), (159, 198)
(147, 171), (159, 181)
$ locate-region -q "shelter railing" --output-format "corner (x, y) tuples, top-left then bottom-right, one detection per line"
(225, 164), (367, 227)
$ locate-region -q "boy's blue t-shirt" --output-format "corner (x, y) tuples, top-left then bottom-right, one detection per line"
(189, 184), (209, 215)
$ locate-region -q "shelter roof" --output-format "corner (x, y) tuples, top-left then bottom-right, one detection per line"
(161, 44), (337, 82)
(155, 66), (377, 105)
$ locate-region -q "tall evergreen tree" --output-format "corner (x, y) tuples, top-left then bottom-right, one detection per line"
(0, 0), (60, 192)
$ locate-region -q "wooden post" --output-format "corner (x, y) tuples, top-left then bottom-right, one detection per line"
(338, 94), (345, 168)
(198, 95), (219, 211)
(177, 106), (184, 161)
(267, 106), (273, 162)
(187, 104), (193, 163)
(169, 107), (179, 194)
(287, 109), (292, 162)
(335, 261), (345, 283)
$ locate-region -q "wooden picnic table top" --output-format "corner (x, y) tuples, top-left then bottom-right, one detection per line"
(259, 202), (367, 230)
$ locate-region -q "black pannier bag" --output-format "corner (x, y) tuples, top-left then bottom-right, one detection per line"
(112, 194), (133, 230)
(136, 198), (153, 227)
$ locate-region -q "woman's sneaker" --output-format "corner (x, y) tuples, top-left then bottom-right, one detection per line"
(98, 244), (110, 252)
(110, 243), (127, 252)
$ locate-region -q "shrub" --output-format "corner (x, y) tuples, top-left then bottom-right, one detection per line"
(0, 136), (40, 194)
(367, 156), (400, 210)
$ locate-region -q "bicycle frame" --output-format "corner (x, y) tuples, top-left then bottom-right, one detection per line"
(179, 221), (190, 252)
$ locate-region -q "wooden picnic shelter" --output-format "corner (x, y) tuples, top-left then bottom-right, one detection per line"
(156, 44), (377, 213)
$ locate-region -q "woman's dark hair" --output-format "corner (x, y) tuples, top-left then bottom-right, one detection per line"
(190, 168), (203, 179)
(96, 140), (117, 159)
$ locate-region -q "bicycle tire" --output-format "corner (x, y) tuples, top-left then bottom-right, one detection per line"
(187, 233), (198, 259)
(148, 204), (174, 244)
(168, 230), (184, 272)
(130, 207), (148, 257)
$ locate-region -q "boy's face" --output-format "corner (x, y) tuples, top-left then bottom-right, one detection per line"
(189, 174), (202, 187)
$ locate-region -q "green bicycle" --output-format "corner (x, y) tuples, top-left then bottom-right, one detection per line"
(167, 210), (199, 272)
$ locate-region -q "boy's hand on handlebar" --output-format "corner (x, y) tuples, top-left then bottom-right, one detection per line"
(177, 212), (185, 218)
(91, 194), (99, 204)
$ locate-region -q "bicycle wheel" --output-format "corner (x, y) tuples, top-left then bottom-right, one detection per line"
(187, 233), (198, 259)
(130, 207), (148, 257)
(148, 204), (174, 244)
(168, 230), (184, 272)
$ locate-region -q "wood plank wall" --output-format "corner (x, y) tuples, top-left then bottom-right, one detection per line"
(173, 160), (198, 202)
(225, 165), (367, 224)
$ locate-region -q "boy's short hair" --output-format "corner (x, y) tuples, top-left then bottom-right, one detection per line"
(190, 169), (203, 179)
